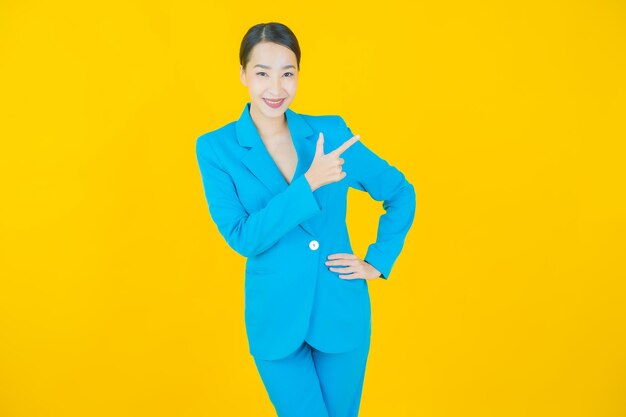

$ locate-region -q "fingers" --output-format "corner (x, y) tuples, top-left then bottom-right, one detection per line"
(331, 134), (360, 156)
(326, 253), (358, 260)
(315, 132), (324, 156)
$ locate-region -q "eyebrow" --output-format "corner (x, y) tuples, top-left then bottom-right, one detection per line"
(253, 64), (296, 70)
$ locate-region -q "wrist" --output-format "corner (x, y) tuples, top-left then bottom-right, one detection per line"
(304, 172), (317, 192)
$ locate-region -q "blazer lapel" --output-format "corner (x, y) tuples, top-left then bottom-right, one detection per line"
(235, 102), (321, 236)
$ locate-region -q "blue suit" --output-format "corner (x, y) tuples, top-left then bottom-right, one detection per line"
(195, 102), (416, 361)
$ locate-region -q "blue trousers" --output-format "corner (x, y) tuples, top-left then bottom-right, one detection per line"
(252, 336), (371, 417)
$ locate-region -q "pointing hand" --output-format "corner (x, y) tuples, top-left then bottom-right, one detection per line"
(304, 132), (360, 191)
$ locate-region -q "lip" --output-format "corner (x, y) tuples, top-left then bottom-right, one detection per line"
(263, 98), (286, 109)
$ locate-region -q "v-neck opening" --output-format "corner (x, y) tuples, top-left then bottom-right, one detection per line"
(283, 114), (301, 186)
(283, 139), (300, 186)
(249, 105), (302, 187)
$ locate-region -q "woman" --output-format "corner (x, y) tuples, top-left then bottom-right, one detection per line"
(195, 22), (416, 417)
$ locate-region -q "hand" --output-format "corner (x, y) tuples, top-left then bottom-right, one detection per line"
(304, 132), (360, 191)
(325, 253), (382, 280)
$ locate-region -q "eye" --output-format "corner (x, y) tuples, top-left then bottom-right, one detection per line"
(255, 71), (294, 77)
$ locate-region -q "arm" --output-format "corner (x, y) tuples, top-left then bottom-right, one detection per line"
(335, 116), (417, 279)
(195, 136), (322, 258)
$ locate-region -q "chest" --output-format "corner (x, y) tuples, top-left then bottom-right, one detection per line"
(261, 134), (298, 185)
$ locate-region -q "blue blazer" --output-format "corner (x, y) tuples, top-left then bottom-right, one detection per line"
(196, 102), (416, 360)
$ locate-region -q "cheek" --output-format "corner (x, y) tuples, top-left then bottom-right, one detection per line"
(252, 87), (266, 97)
(284, 78), (298, 93)
(247, 79), (265, 94)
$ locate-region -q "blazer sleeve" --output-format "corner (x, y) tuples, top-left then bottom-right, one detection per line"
(334, 115), (417, 280)
(195, 135), (322, 258)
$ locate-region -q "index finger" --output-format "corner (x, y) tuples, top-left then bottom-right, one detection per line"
(331, 134), (360, 156)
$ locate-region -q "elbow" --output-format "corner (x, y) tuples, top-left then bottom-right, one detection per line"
(217, 222), (257, 258)
(384, 178), (417, 212)
(401, 176), (417, 209)
(225, 233), (260, 258)
(408, 182), (417, 210)
(224, 226), (268, 258)
(228, 241), (254, 258)
(407, 182), (417, 220)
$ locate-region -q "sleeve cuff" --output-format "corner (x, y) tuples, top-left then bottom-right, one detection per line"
(364, 245), (392, 280)
(291, 174), (322, 217)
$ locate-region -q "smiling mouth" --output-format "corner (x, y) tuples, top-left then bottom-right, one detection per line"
(263, 98), (286, 108)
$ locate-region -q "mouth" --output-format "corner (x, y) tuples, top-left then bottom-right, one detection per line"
(263, 98), (286, 108)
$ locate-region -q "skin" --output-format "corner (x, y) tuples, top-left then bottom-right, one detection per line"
(240, 41), (382, 280)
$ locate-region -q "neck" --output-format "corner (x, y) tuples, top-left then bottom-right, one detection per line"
(249, 102), (288, 138)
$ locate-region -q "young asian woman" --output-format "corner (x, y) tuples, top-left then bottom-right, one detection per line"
(195, 22), (416, 417)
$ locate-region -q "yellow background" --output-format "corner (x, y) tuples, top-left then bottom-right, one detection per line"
(1, 1), (625, 416)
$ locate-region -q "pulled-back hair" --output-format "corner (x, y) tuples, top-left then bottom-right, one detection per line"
(239, 22), (301, 70)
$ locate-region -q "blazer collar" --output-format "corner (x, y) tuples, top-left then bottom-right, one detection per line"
(234, 102), (321, 237)
(235, 102), (315, 147)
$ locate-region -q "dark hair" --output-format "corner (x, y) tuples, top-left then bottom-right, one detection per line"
(239, 22), (301, 71)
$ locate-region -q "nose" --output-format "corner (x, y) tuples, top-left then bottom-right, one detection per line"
(268, 75), (282, 95)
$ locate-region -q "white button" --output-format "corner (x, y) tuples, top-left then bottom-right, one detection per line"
(309, 240), (319, 250)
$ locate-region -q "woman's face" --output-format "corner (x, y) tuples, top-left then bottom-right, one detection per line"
(240, 42), (299, 120)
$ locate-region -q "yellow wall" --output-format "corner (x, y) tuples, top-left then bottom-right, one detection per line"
(1, 1), (625, 416)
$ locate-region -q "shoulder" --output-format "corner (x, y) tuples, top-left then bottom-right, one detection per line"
(296, 112), (350, 148)
(297, 111), (346, 130)
(195, 120), (237, 158)
(196, 120), (236, 145)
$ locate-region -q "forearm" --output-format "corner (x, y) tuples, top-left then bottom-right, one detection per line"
(216, 175), (321, 257)
(197, 139), (322, 258)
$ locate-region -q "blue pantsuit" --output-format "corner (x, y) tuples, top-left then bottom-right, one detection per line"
(196, 102), (416, 415)
(253, 334), (371, 417)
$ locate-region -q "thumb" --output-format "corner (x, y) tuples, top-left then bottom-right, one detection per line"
(314, 132), (324, 157)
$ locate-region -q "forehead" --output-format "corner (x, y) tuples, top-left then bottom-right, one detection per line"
(249, 42), (297, 65)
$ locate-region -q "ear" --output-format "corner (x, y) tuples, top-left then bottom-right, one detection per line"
(239, 65), (247, 87)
